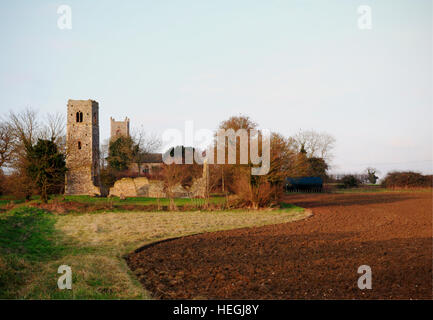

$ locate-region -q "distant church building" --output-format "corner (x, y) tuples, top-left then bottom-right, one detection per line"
(64, 99), (206, 198)
(110, 117), (130, 141)
(65, 99), (101, 195)
(110, 117), (163, 177)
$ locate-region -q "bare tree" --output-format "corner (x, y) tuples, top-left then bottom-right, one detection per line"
(130, 126), (162, 175)
(131, 126), (161, 154)
(292, 130), (336, 161)
(161, 163), (200, 210)
(6, 108), (42, 173)
(4, 109), (69, 199)
(100, 138), (110, 169)
(214, 116), (297, 208)
(219, 114), (257, 132)
(216, 115), (258, 194)
(0, 121), (14, 169)
(7, 109), (68, 167)
(44, 112), (65, 142)
(9, 108), (41, 146)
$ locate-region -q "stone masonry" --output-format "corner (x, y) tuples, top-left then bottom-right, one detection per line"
(110, 117), (130, 141)
(64, 99), (206, 198)
(65, 99), (101, 195)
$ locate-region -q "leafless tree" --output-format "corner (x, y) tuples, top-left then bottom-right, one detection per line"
(3, 109), (69, 199)
(0, 121), (14, 169)
(8, 108), (40, 147)
(100, 138), (110, 169)
(128, 126), (162, 175)
(131, 126), (161, 154)
(292, 130), (336, 161)
(161, 163), (200, 210)
(43, 112), (65, 142)
(7, 108), (68, 166)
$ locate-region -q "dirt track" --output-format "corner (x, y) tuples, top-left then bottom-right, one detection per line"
(126, 192), (433, 299)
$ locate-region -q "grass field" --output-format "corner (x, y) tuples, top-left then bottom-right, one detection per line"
(0, 204), (308, 299)
(0, 198), (24, 207)
(57, 195), (225, 205)
(0, 195), (226, 213)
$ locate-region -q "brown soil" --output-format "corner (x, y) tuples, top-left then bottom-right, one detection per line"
(126, 192), (433, 299)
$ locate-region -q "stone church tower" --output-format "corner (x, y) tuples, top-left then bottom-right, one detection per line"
(65, 99), (101, 195)
(110, 117), (130, 141)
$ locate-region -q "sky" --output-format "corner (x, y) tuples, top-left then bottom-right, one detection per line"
(0, 0), (431, 177)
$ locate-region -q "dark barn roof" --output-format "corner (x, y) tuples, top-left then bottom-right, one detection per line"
(286, 177), (323, 186)
(139, 153), (163, 163)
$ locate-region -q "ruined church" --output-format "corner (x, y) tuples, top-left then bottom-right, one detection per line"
(65, 99), (101, 195)
(64, 99), (206, 198)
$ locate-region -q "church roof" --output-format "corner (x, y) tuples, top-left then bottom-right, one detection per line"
(139, 153), (163, 163)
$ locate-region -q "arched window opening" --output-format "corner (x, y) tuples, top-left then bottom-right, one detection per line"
(78, 141), (81, 150)
(76, 111), (83, 123)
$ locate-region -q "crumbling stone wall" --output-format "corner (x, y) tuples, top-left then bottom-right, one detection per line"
(109, 177), (148, 197)
(190, 159), (209, 198)
(65, 99), (101, 196)
(109, 178), (167, 197)
(108, 161), (209, 198)
(108, 177), (206, 198)
(148, 181), (165, 198)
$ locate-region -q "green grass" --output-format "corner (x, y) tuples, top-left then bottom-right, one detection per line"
(0, 198), (25, 208)
(0, 207), (67, 298)
(0, 207), (64, 261)
(33, 194), (225, 207)
(0, 204), (309, 299)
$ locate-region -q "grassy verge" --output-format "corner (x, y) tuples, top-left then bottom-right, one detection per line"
(0, 197), (25, 208)
(0, 204), (308, 299)
(0, 207), (68, 298)
(1, 195), (227, 213)
(52, 195), (225, 206)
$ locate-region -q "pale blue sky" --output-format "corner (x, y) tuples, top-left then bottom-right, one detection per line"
(0, 0), (431, 176)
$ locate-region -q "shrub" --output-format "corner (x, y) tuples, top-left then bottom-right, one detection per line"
(381, 171), (432, 189)
(0, 171), (37, 200)
(231, 169), (281, 209)
(341, 175), (360, 188)
(25, 139), (66, 203)
(0, 170), (4, 196)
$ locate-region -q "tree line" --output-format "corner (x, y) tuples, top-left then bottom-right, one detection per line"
(0, 110), (336, 208)
(102, 115), (336, 209)
(0, 109), (66, 202)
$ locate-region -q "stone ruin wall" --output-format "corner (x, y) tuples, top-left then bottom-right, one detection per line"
(108, 160), (209, 198)
(108, 177), (206, 198)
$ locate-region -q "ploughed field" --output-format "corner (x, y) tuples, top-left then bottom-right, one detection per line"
(126, 192), (432, 299)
